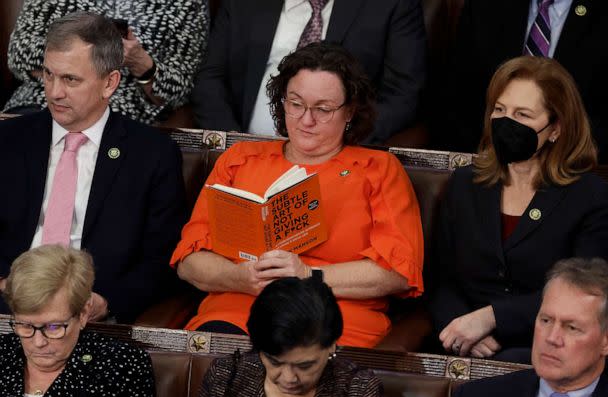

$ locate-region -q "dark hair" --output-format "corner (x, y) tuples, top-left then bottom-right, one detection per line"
(247, 277), (343, 356)
(267, 42), (376, 145)
(45, 11), (124, 77)
(474, 56), (597, 188)
(544, 257), (608, 330)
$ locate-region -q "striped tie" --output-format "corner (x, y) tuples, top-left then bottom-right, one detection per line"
(524, 0), (555, 57)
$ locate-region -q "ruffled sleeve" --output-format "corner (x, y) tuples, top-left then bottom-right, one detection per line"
(357, 152), (424, 297)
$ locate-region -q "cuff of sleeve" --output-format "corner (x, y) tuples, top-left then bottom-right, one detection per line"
(359, 246), (424, 298)
(170, 237), (211, 267)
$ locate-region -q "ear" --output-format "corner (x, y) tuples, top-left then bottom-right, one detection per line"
(79, 296), (93, 326)
(102, 70), (121, 99)
(343, 104), (355, 122)
(600, 328), (608, 357)
(548, 121), (561, 142)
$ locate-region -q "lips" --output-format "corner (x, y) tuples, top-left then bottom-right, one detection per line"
(539, 352), (562, 365)
(50, 103), (70, 112)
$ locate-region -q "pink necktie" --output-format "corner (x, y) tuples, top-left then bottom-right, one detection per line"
(41, 132), (88, 246)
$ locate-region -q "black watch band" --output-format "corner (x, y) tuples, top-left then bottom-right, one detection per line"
(311, 268), (323, 282)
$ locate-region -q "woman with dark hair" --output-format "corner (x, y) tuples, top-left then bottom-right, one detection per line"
(429, 56), (608, 362)
(172, 42), (424, 348)
(199, 277), (381, 396)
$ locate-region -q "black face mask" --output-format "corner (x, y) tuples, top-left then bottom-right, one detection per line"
(491, 117), (551, 165)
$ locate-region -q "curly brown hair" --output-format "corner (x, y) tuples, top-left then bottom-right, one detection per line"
(266, 42), (376, 145)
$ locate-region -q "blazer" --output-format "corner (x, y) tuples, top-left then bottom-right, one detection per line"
(0, 332), (155, 396)
(437, 0), (608, 158)
(200, 351), (381, 397)
(428, 166), (608, 348)
(0, 110), (186, 322)
(191, 0), (426, 144)
(452, 366), (608, 397)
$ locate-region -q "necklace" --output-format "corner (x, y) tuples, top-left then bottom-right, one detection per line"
(33, 390), (44, 396)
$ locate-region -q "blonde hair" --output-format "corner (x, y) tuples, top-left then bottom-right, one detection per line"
(474, 56), (597, 188)
(3, 245), (94, 315)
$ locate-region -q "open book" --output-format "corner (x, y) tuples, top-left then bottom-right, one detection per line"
(206, 166), (327, 261)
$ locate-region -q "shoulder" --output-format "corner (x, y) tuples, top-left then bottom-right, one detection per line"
(202, 352), (262, 395)
(454, 369), (536, 397)
(0, 111), (50, 140)
(112, 113), (175, 146)
(340, 146), (403, 170)
(327, 358), (381, 395)
(78, 332), (152, 368)
(0, 333), (22, 359)
(563, 172), (608, 195)
(216, 140), (284, 167)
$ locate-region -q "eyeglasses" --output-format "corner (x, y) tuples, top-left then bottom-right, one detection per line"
(9, 315), (75, 339)
(282, 98), (345, 123)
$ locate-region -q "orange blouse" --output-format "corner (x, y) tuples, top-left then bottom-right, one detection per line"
(171, 141), (424, 347)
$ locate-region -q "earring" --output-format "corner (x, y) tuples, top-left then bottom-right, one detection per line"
(328, 352), (337, 361)
(550, 137), (557, 143)
(345, 122), (351, 134)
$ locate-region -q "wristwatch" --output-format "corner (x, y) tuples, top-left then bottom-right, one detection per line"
(311, 267), (323, 282)
(135, 61), (157, 85)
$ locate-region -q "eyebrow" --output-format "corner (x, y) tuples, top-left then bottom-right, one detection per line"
(42, 66), (82, 81)
(286, 91), (341, 105)
(265, 354), (318, 366)
(494, 100), (536, 113)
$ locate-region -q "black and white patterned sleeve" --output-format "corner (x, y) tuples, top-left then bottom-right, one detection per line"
(7, 0), (77, 81)
(148, 0), (209, 108)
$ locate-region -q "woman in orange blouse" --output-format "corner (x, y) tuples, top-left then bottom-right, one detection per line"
(171, 43), (424, 348)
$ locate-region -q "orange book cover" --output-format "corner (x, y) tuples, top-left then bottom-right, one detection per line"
(206, 167), (327, 261)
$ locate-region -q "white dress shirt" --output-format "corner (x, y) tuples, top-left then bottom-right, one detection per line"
(247, 0), (334, 136)
(30, 108), (110, 249)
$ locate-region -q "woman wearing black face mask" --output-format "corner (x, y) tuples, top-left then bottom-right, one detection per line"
(429, 56), (608, 363)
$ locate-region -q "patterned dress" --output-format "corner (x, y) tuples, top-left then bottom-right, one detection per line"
(4, 0), (209, 124)
(0, 331), (155, 396)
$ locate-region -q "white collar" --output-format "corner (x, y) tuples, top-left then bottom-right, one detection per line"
(51, 107), (110, 148)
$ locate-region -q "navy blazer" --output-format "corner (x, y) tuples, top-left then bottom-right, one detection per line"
(191, 0), (427, 143)
(0, 110), (186, 322)
(437, 0), (608, 159)
(452, 366), (608, 397)
(429, 166), (608, 347)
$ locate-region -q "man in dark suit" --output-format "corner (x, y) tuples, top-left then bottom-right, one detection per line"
(453, 257), (608, 397)
(0, 12), (185, 323)
(436, 0), (608, 160)
(191, 0), (426, 144)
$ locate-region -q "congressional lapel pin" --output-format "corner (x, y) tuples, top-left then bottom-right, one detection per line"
(81, 354), (93, 363)
(108, 147), (120, 159)
(529, 208), (542, 221)
(575, 5), (587, 16)
(339, 170), (350, 177)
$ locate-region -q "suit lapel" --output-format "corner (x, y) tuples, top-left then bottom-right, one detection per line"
(82, 112), (126, 240)
(325, 0), (365, 43)
(24, 110), (53, 243)
(499, 0), (532, 56)
(242, 0), (283, 127)
(554, 0), (593, 60)
(503, 184), (567, 252)
(592, 364), (608, 396)
(476, 182), (505, 266)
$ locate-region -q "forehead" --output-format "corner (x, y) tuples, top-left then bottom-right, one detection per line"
(497, 78), (545, 110)
(540, 278), (604, 324)
(43, 38), (96, 73)
(286, 69), (345, 102)
(14, 287), (72, 325)
(270, 344), (326, 363)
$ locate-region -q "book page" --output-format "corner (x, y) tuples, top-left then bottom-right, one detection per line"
(264, 165), (309, 199)
(207, 184), (265, 203)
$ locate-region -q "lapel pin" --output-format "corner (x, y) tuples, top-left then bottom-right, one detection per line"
(339, 170), (350, 177)
(108, 148), (120, 159)
(81, 354), (93, 363)
(575, 5), (587, 16)
(529, 208), (542, 221)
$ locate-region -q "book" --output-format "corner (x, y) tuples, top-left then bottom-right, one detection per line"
(206, 165), (327, 261)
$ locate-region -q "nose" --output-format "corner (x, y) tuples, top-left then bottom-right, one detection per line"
(279, 365), (298, 384)
(46, 78), (66, 100)
(300, 106), (316, 127)
(545, 323), (564, 347)
(31, 329), (49, 348)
